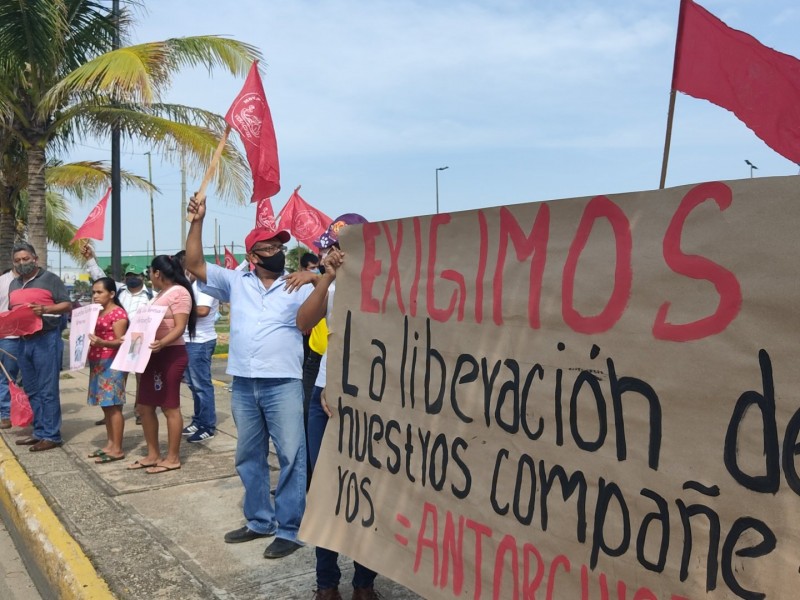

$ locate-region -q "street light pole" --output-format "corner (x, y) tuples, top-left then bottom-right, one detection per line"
(745, 159), (758, 178)
(435, 166), (449, 214)
(144, 151), (156, 258)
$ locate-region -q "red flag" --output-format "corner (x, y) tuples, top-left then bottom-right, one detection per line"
(256, 197), (277, 229)
(70, 187), (110, 242)
(224, 246), (239, 270)
(673, 0), (800, 163)
(0, 305), (43, 337)
(277, 189), (331, 249)
(225, 61), (280, 202)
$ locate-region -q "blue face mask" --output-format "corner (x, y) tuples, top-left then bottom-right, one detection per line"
(125, 276), (143, 289)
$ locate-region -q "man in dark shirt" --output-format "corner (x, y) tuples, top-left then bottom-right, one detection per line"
(8, 242), (72, 451)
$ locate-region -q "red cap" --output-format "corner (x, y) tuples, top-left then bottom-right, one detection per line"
(245, 225), (290, 252)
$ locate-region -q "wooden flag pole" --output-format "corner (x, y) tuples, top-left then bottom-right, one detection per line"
(659, 90), (677, 190)
(660, 0), (688, 189)
(186, 125), (231, 222)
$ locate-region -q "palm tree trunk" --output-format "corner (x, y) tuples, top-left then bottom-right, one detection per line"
(0, 182), (16, 272)
(26, 146), (49, 268)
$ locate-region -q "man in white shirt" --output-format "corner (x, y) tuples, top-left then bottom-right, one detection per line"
(82, 245), (152, 315)
(175, 250), (219, 442)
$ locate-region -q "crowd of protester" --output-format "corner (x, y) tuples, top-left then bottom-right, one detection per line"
(0, 202), (380, 599)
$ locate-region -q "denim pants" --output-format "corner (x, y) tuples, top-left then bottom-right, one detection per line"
(308, 386), (377, 590)
(185, 339), (217, 431)
(231, 376), (306, 541)
(0, 337), (21, 420)
(17, 329), (62, 442)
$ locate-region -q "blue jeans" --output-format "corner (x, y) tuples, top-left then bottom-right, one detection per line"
(185, 339), (216, 431)
(231, 376), (306, 541)
(0, 337), (21, 420)
(18, 329), (62, 442)
(308, 386), (377, 590)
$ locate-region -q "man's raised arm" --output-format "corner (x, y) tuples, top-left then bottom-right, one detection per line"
(185, 193), (208, 283)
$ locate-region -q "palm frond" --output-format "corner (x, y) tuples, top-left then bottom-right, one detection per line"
(158, 36), (261, 76)
(67, 105), (251, 204)
(39, 36), (260, 119)
(0, 1), (67, 90)
(61, 0), (119, 74)
(15, 189), (84, 260)
(47, 160), (156, 200)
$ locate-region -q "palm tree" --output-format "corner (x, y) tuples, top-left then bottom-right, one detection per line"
(7, 160), (154, 267)
(0, 0), (259, 268)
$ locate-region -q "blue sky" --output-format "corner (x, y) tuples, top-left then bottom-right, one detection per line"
(60, 0), (800, 264)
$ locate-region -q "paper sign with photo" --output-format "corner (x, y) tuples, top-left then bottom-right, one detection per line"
(110, 305), (167, 373)
(68, 304), (102, 370)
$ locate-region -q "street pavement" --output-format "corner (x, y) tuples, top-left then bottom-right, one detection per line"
(0, 516), (44, 600)
(0, 356), (421, 600)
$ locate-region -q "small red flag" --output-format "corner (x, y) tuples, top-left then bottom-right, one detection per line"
(70, 187), (110, 242)
(256, 197), (277, 229)
(277, 189), (331, 249)
(673, 0), (800, 163)
(225, 61), (280, 202)
(224, 246), (239, 270)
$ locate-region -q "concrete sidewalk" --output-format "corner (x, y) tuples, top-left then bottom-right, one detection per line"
(0, 363), (421, 600)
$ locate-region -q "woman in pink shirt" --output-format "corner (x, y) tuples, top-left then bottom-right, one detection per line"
(128, 255), (196, 474)
(86, 277), (128, 462)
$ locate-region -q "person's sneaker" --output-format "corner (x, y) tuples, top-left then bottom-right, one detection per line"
(313, 588), (342, 600)
(263, 538), (302, 559)
(182, 424), (199, 436)
(187, 427), (215, 443)
(0, 418), (12, 430)
(224, 526), (273, 544)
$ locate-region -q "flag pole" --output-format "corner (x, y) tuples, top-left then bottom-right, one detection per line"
(186, 125), (231, 222)
(660, 0), (688, 189)
(659, 90), (677, 189)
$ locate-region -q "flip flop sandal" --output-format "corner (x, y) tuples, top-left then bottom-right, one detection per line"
(127, 460), (158, 470)
(95, 454), (126, 464)
(87, 449), (107, 458)
(145, 465), (182, 475)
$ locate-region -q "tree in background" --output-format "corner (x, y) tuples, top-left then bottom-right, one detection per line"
(285, 244), (312, 273)
(0, 0), (259, 269)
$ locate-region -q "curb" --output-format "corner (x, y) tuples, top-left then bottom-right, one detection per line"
(0, 436), (115, 600)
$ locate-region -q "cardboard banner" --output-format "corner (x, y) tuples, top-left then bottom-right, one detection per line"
(0, 305), (43, 338)
(68, 304), (102, 370)
(300, 176), (800, 600)
(110, 305), (166, 374)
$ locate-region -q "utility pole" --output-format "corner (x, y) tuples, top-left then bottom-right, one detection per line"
(110, 0), (122, 279)
(180, 152), (187, 248)
(145, 151), (156, 257)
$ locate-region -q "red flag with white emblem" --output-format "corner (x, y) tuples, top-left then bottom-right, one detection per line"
(225, 62), (280, 202)
(256, 198), (277, 229)
(70, 187), (110, 242)
(223, 246), (239, 270)
(277, 188), (331, 249)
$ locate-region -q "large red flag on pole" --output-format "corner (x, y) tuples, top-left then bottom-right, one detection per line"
(70, 187), (111, 242)
(277, 187), (331, 249)
(223, 246), (239, 270)
(672, 0), (800, 164)
(225, 61), (280, 202)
